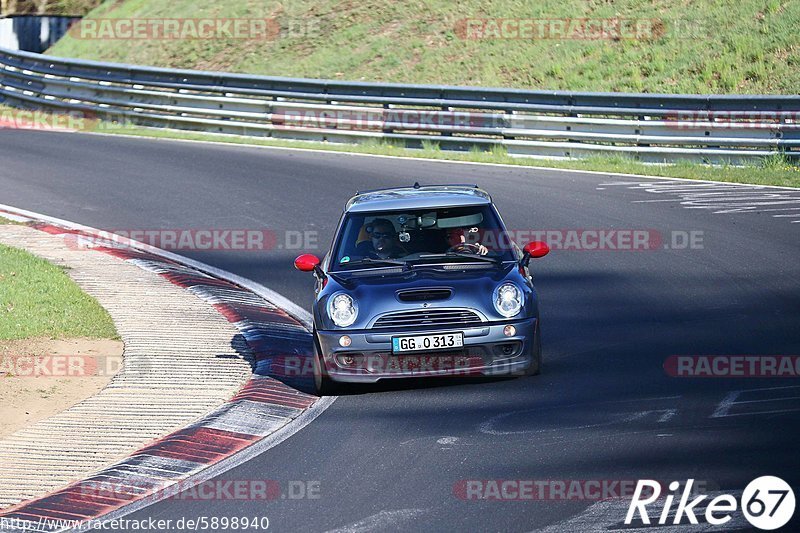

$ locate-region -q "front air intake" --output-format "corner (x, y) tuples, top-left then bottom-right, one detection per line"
(396, 288), (453, 302)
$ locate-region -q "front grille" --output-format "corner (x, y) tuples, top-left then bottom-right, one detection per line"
(372, 308), (483, 329)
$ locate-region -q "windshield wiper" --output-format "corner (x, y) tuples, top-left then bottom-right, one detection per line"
(417, 252), (501, 265)
(341, 258), (410, 269)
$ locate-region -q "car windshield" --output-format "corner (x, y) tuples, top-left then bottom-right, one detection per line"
(330, 205), (517, 269)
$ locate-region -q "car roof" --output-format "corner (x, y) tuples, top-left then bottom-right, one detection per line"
(345, 184), (492, 213)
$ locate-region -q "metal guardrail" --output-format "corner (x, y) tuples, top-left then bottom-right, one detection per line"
(1, 47), (799, 164)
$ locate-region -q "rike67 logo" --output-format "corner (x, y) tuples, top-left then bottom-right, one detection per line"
(626, 477), (795, 530)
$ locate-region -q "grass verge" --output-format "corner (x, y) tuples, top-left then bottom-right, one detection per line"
(0, 236), (118, 341)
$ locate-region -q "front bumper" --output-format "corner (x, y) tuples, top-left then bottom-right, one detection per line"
(316, 317), (537, 383)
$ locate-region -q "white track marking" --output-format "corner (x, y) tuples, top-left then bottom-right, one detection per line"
(751, 206), (800, 213)
(735, 396), (800, 404)
(324, 509), (429, 533)
(711, 386), (800, 419)
(714, 408), (800, 417)
(479, 398), (681, 436)
(600, 180), (800, 222)
(711, 392), (742, 418)
(657, 409), (678, 423)
(738, 385), (800, 392)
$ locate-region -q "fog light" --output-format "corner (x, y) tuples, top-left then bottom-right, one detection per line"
(340, 355), (355, 366)
(339, 335), (352, 347)
(503, 325), (516, 337)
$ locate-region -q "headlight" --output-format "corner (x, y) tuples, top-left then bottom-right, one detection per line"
(327, 292), (358, 327)
(493, 283), (522, 318)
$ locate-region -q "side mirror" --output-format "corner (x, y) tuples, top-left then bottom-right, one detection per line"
(294, 253), (321, 272)
(524, 241), (550, 259)
(520, 241), (549, 267)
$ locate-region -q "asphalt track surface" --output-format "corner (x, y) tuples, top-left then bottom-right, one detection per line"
(1, 129), (799, 532)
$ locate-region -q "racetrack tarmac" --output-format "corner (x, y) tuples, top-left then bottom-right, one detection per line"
(1, 129), (798, 532)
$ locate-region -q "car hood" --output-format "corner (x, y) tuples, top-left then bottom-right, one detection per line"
(317, 263), (531, 329)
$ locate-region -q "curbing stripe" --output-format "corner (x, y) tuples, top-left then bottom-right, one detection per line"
(0, 224), (253, 509)
(0, 207), (331, 533)
(198, 402), (292, 437)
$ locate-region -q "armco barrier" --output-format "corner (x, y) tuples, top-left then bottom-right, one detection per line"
(1, 47), (799, 164)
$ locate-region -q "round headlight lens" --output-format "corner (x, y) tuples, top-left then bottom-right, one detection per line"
(327, 292), (357, 327)
(493, 283), (522, 318)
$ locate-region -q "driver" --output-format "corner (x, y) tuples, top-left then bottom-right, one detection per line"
(446, 227), (489, 255)
(357, 218), (407, 259)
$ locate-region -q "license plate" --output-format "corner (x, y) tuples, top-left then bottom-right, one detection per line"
(392, 332), (464, 353)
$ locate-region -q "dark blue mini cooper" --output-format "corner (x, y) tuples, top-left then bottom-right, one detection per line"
(294, 184), (549, 394)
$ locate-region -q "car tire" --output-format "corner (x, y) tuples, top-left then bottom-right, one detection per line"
(525, 322), (542, 376)
(313, 330), (337, 396)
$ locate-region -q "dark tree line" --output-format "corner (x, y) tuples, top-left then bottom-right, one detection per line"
(1, 0), (101, 16)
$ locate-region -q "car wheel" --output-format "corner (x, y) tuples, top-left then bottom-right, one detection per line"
(525, 323), (542, 376)
(313, 330), (337, 395)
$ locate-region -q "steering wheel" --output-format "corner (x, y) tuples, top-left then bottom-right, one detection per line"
(447, 242), (484, 254)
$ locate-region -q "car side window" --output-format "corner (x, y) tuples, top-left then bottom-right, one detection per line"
(332, 215), (364, 263)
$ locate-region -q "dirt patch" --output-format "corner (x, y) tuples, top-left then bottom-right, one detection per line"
(0, 338), (123, 439)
